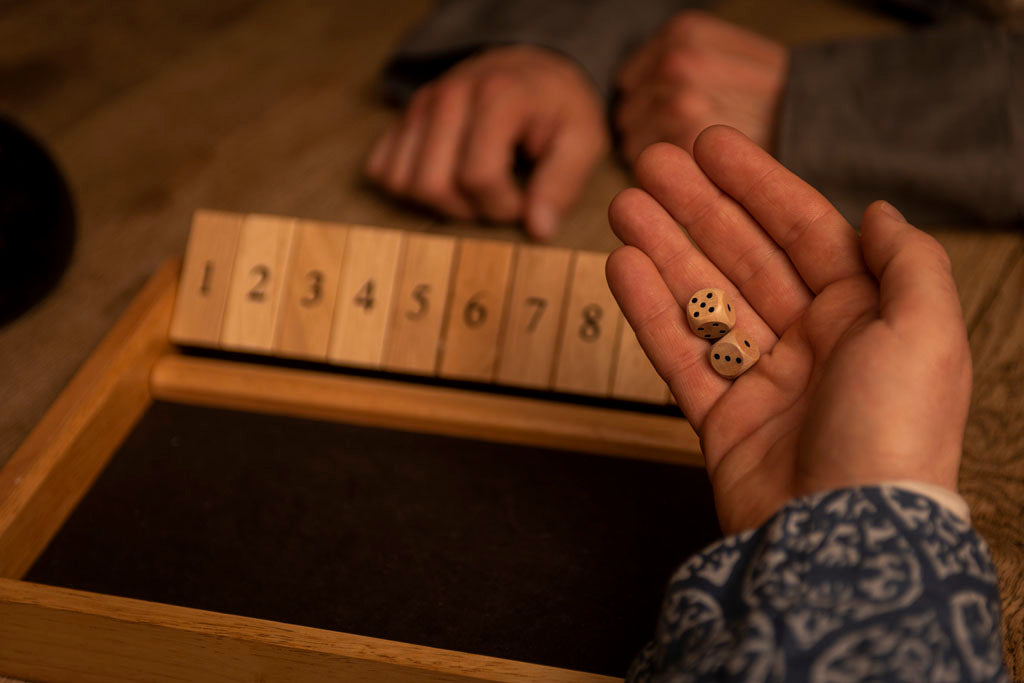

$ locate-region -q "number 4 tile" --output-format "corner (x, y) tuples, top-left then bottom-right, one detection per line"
(326, 226), (405, 368)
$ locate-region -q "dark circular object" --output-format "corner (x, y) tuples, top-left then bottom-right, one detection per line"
(709, 307), (715, 312)
(704, 334), (710, 338)
(744, 340), (750, 347)
(691, 297), (697, 303)
(699, 302), (706, 308)
(0, 117), (75, 325)
(697, 327), (704, 331)
(724, 355), (731, 361)
(693, 312), (699, 318)
(736, 358), (742, 364)
(713, 354), (720, 359)
(727, 304), (731, 311)
(706, 293), (712, 298)
(712, 322), (719, 327)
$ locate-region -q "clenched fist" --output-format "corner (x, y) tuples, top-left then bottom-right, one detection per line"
(366, 45), (608, 241)
(615, 11), (787, 161)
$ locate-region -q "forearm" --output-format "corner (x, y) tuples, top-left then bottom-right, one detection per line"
(381, 0), (703, 101)
(629, 485), (1008, 681)
(777, 22), (1024, 226)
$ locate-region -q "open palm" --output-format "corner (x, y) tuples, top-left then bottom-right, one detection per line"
(607, 127), (971, 534)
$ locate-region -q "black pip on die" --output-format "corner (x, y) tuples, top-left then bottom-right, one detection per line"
(686, 287), (759, 379)
(709, 330), (759, 379)
(686, 288), (736, 339)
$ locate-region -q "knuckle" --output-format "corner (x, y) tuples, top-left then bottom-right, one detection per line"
(666, 11), (709, 41)
(458, 164), (501, 197)
(666, 90), (709, 122)
(657, 48), (703, 83)
(475, 71), (517, 102)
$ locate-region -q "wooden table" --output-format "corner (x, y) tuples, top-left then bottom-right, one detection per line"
(0, 0), (1021, 678)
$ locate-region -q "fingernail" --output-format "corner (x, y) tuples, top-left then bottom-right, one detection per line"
(878, 201), (906, 223)
(529, 203), (558, 241)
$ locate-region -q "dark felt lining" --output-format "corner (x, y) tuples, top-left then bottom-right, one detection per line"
(26, 401), (720, 677)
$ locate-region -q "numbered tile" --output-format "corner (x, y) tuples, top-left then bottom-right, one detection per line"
(495, 245), (572, 389)
(220, 214), (296, 352)
(170, 210), (244, 347)
(611, 326), (670, 404)
(553, 251), (623, 397)
(273, 220), (348, 360)
(326, 226), (405, 368)
(438, 238), (516, 382)
(382, 233), (457, 375)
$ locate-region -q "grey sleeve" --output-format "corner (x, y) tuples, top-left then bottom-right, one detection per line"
(381, 0), (701, 102)
(777, 21), (1024, 226)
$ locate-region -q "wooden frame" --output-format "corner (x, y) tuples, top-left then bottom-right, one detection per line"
(0, 260), (703, 682)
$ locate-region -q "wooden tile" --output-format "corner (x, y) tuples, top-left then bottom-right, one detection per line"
(169, 210), (244, 347)
(495, 245), (573, 389)
(438, 238), (516, 382)
(382, 233), (457, 375)
(553, 251), (623, 397)
(326, 226), (405, 368)
(220, 214), (296, 353)
(611, 326), (670, 404)
(272, 220), (348, 360)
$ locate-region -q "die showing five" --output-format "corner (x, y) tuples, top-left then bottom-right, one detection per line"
(686, 288), (758, 379)
(686, 288), (735, 339)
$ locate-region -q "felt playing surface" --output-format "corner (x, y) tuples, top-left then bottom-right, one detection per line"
(25, 401), (720, 677)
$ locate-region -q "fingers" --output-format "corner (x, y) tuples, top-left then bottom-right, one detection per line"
(618, 11), (782, 92)
(457, 76), (531, 222)
(408, 82), (476, 219)
(525, 122), (606, 241)
(693, 126), (865, 294)
(606, 245), (728, 430)
(365, 89), (432, 195)
(608, 186), (777, 351)
(634, 142), (812, 335)
(860, 200), (965, 337)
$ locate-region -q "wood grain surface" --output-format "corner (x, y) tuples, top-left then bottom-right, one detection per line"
(0, 0), (1021, 679)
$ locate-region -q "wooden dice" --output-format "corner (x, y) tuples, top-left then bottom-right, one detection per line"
(686, 288), (757, 379)
(686, 288), (735, 339)
(708, 331), (759, 379)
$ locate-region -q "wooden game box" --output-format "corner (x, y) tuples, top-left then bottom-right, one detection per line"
(0, 212), (711, 682)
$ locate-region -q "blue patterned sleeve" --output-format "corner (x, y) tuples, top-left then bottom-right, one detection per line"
(628, 485), (1008, 682)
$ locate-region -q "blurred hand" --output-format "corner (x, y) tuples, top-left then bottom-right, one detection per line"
(615, 11), (787, 162)
(365, 45), (608, 241)
(607, 127), (971, 534)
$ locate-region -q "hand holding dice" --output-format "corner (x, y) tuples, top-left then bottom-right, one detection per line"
(685, 288), (758, 378)
(606, 127), (970, 534)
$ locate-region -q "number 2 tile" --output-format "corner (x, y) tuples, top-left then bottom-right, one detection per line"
(220, 214), (296, 353)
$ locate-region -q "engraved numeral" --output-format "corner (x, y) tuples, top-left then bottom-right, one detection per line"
(524, 296), (547, 332)
(199, 260), (214, 296)
(464, 291), (487, 328)
(579, 303), (602, 341)
(406, 283), (430, 320)
(354, 278), (375, 311)
(248, 265), (270, 302)
(300, 270), (323, 307)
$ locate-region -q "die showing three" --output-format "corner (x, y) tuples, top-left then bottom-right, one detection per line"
(686, 288), (758, 379)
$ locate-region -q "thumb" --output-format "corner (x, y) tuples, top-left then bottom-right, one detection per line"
(860, 200), (963, 336)
(524, 125), (604, 241)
